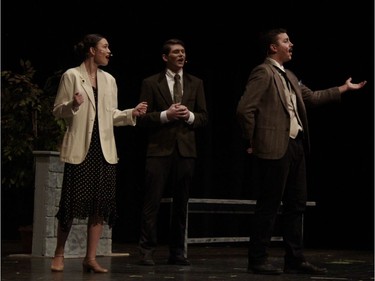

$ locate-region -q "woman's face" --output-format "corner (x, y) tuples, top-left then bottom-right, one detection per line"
(92, 38), (112, 66)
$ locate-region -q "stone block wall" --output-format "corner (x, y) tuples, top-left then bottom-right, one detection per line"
(31, 151), (112, 257)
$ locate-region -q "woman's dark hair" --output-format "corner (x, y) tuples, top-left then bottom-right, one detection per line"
(161, 38), (185, 55)
(74, 33), (105, 61)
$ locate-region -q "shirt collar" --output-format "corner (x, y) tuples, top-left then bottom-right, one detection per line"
(266, 58), (285, 72)
(166, 69), (183, 79)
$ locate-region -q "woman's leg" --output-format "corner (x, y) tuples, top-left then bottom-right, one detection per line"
(51, 220), (72, 271)
(82, 216), (108, 273)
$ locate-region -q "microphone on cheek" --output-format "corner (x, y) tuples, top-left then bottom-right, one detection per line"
(99, 50), (113, 56)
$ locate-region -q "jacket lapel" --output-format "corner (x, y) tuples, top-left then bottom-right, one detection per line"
(181, 74), (192, 103)
(267, 63), (289, 111)
(157, 72), (174, 104)
(78, 63), (95, 109)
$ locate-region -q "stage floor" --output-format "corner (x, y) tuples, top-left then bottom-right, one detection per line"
(2, 241), (374, 281)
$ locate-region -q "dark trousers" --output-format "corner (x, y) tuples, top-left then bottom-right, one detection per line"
(248, 136), (307, 265)
(139, 148), (195, 257)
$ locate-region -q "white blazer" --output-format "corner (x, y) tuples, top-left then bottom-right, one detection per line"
(53, 63), (136, 164)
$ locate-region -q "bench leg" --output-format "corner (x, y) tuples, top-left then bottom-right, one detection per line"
(184, 203), (188, 258)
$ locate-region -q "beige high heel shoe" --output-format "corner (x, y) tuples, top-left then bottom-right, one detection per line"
(51, 255), (64, 272)
(82, 258), (108, 273)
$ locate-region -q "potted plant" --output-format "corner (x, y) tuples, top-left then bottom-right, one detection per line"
(1, 59), (65, 252)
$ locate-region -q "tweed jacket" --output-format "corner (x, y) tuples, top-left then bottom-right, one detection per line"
(138, 71), (208, 158)
(53, 63), (136, 164)
(237, 60), (341, 159)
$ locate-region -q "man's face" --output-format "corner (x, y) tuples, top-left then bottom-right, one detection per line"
(164, 44), (186, 72)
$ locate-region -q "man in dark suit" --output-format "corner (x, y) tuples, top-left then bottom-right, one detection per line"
(236, 28), (367, 275)
(137, 38), (208, 266)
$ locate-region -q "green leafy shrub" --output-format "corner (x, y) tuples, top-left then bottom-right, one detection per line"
(1, 59), (65, 190)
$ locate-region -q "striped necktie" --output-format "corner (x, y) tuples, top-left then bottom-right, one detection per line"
(173, 74), (182, 103)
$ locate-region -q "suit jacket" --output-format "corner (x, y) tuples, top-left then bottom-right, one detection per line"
(237, 59), (341, 160)
(53, 63), (136, 164)
(138, 71), (208, 158)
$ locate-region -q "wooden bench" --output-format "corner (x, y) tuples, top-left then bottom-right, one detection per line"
(161, 198), (316, 255)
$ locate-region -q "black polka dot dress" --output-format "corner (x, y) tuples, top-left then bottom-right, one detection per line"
(56, 87), (117, 231)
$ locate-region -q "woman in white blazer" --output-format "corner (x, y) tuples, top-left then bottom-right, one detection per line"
(50, 34), (147, 273)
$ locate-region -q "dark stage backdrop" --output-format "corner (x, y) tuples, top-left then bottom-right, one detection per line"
(2, 0), (374, 250)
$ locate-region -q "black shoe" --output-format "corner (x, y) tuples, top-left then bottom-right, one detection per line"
(168, 256), (191, 266)
(284, 261), (327, 274)
(138, 254), (155, 266)
(248, 263), (283, 275)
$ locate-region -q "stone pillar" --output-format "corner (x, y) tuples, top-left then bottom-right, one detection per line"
(31, 151), (112, 257)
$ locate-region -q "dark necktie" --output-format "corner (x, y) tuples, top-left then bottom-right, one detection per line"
(173, 74), (182, 103)
(275, 67), (291, 91)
